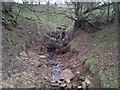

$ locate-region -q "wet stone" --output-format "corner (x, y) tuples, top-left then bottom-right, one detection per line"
(51, 82), (59, 87)
(60, 69), (74, 81)
(60, 84), (67, 87)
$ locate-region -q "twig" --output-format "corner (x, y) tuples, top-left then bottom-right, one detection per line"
(15, 7), (22, 21)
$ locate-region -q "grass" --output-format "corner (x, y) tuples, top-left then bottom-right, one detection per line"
(84, 55), (98, 74)
(13, 4), (73, 30)
(14, 79), (21, 88)
(84, 54), (118, 88)
(98, 70), (118, 88)
(72, 25), (118, 88)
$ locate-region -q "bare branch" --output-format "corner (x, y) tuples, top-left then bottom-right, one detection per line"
(49, 9), (76, 21)
(83, 2), (113, 14)
(15, 7), (22, 21)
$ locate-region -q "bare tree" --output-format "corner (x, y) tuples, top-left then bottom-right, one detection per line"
(47, 0), (50, 21)
(107, 2), (110, 22)
(39, 0), (41, 5)
(113, 2), (119, 27)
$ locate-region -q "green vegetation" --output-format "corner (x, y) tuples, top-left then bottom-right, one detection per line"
(14, 5), (73, 30)
(84, 54), (118, 88)
(73, 27), (118, 88)
(85, 55), (98, 74)
(14, 79), (21, 88)
(99, 70), (118, 88)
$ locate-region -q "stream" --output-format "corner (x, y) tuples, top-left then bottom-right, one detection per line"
(46, 55), (63, 81)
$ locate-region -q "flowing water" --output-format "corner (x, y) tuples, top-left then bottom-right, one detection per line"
(46, 55), (63, 81)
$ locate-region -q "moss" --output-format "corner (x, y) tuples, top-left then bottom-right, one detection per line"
(98, 70), (118, 88)
(85, 55), (98, 74)
(14, 79), (21, 88)
(7, 31), (17, 44)
(84, 55), (118, 88)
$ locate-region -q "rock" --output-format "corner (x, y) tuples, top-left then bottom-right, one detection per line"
(60, 69), (74, 83)
(76, 71), (80, 74)
(85, 78), (91, 85)
(51, 81), (59, 87)
(83, 76), (91, 88)
(51, 80), (56, 83)
(28, 51), (37, 58)
(51, 83), (59, 87)
(16, 56), (22, 60)
(46, 41), (61, 52)
(39, 55), (47, 59)
(60, 84), (67, 87)
(65, 79), (71, 84)
(19, 51), (27, 57)
(19, 51), (28, 59)
(80, 77), (85, 82)
(55, 44), (70, 54)
(44, 77), (48, 80)
(46, 59), (58, 66)
(44, 30), (70, 54)
(78, 86), (82, 89)
(67, 84), (73, 88)
(82, 82), (86, 88)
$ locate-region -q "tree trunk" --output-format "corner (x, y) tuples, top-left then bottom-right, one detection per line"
(113, 2), (119, 27)
(73, 20), (79, 31)
(107, 2), (110, 22)
(73, 2), (81, 31)
(39, 0), (41, 5)
(2, 2), (14, 16)
(74, 2), (80, 19)
(47, 0), (50, 21)
(73, 19), (86, 31)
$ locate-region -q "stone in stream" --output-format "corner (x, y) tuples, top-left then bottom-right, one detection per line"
(52, 65), (61, 81)
(60, 69), (74, 84)
(46, 59), (58, 66)
(60, 84), (67, 87)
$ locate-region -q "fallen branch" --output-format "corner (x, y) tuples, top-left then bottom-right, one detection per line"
(15, 7), (22, 21)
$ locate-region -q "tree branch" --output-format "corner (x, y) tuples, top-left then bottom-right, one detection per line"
(50, 10), (76, 21)
(15, 7), (22, 21)
(83, 2), (113, 14)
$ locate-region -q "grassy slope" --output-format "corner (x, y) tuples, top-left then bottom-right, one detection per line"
(17, 5), (73, 29)
(72, 26), (118, 88)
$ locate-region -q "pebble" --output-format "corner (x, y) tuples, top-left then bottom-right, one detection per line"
(67, 84), (72, 88)
(65, 79), (71, 84)
(78, 86), (82, 88)
(44, 77), (48, 80)
(51, 80), (56, 83)
(39, 55), (47, 59)
(85, 78), (91, 85)
(82, 82), (86, 88)
(19, 51), (28, 57)
(76, 71), (80, 74)
(51, 82), (59, 87)
(60, 84), (67, 87)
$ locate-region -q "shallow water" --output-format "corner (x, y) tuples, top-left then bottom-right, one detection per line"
(46, 57), (63, 81)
